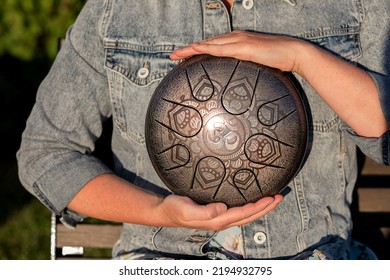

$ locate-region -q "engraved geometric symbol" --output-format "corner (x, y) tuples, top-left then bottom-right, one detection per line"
(223, 78), (253, 115)
(194, 157), (225, 190)
(192, 75), (214, 101)
(160, 144), (190, 171)
(258, 103), (279, 126)
(167, 103), (202, 137)
(245, 133), (281, 164)
(258, 95), (296, 127)
(234, 169), (258, 191)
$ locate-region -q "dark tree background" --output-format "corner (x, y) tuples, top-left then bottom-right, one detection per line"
(0, 0), (86, 259)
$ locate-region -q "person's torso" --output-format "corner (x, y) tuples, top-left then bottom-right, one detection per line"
(100, 0), (363, 259)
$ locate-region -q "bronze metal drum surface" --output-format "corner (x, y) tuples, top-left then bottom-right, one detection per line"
(145, 55), (308, 207)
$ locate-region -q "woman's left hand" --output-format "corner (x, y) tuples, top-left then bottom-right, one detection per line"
(170, 30), (307, 73)
(170, 30), (388, 137)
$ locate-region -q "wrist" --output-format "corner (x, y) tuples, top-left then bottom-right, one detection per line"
(291, 39), (318, 75)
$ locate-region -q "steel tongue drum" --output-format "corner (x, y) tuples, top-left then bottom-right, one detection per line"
(145, 54), (308, 207)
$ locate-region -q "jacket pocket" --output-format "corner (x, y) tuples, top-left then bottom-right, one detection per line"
(104, 39), (179, 143)
(303, 25), (361, 61)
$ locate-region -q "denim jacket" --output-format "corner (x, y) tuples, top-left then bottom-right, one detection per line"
(17, 0), (390, 259)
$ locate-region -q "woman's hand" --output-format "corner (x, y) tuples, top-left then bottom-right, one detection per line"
(68, 173), (283, 231)
(170, 30), (306, 73)
(157, 194), (283, 231)
(171, 30), (388, 137)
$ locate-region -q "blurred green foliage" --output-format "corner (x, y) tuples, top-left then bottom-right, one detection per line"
(0, 0), (86, 61)
(0, 0), (86, 259)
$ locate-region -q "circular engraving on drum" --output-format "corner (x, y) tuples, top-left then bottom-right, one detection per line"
(203, 113), (244, 157)
(145, 55), (308, 207)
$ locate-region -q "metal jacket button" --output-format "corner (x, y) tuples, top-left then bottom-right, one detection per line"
(137, 67), (149, 79)
(242, 0), (254, 10)
(253, 231), (267, 244)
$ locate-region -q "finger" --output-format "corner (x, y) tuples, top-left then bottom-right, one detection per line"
(189, 202), (229, 221)
(172, 42), (244, 61)
(179, 195), (272, 223)
(224, 194), (284, 228)
(171, 195), (228, 221)
(197, 32), (243, 45)
(226, 196), (280, 222)
(191, 42), (244, 57)
(170, 194), (282, 230)
(209, 196), (279, 227)
(170, 32), (245, 60)
(170, 44), (204, 60)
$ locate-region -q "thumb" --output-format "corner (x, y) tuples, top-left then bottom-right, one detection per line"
(205, 202), (228, 218)
(188, 201), (228, 221)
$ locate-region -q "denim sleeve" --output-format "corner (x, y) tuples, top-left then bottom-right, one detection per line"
(349, 0), (390, 165)
(345, 127), (390, 165)
(16, 0), (113, 214)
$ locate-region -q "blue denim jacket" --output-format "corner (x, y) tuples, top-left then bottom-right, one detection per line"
(17, 0), (390, 259)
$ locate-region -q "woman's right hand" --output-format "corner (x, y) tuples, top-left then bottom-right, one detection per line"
(68, 173), (283, 230)
(157, 193), (283, 231)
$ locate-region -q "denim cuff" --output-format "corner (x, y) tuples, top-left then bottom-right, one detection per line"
(345, 126), (390, 165)
(33, 155), (112, 214)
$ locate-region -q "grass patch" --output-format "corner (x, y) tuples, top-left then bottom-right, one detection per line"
(0, 162), (51, 260)
(0, 199), (51, 260)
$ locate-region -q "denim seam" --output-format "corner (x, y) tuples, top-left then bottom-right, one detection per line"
(294, 174), (309, 251)
(99, 0), (114, 37)
(32, 183), (60, 214)
(104, 40), (177, 52)
(299, 25), (360, 40)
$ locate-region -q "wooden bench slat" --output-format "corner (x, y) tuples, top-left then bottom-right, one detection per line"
(357, 188), (390, 212)
(56, 224), (121, 248)
(361, 157), (390, 176)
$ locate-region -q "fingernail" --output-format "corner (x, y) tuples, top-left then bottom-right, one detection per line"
(279, 186), (292, 197)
